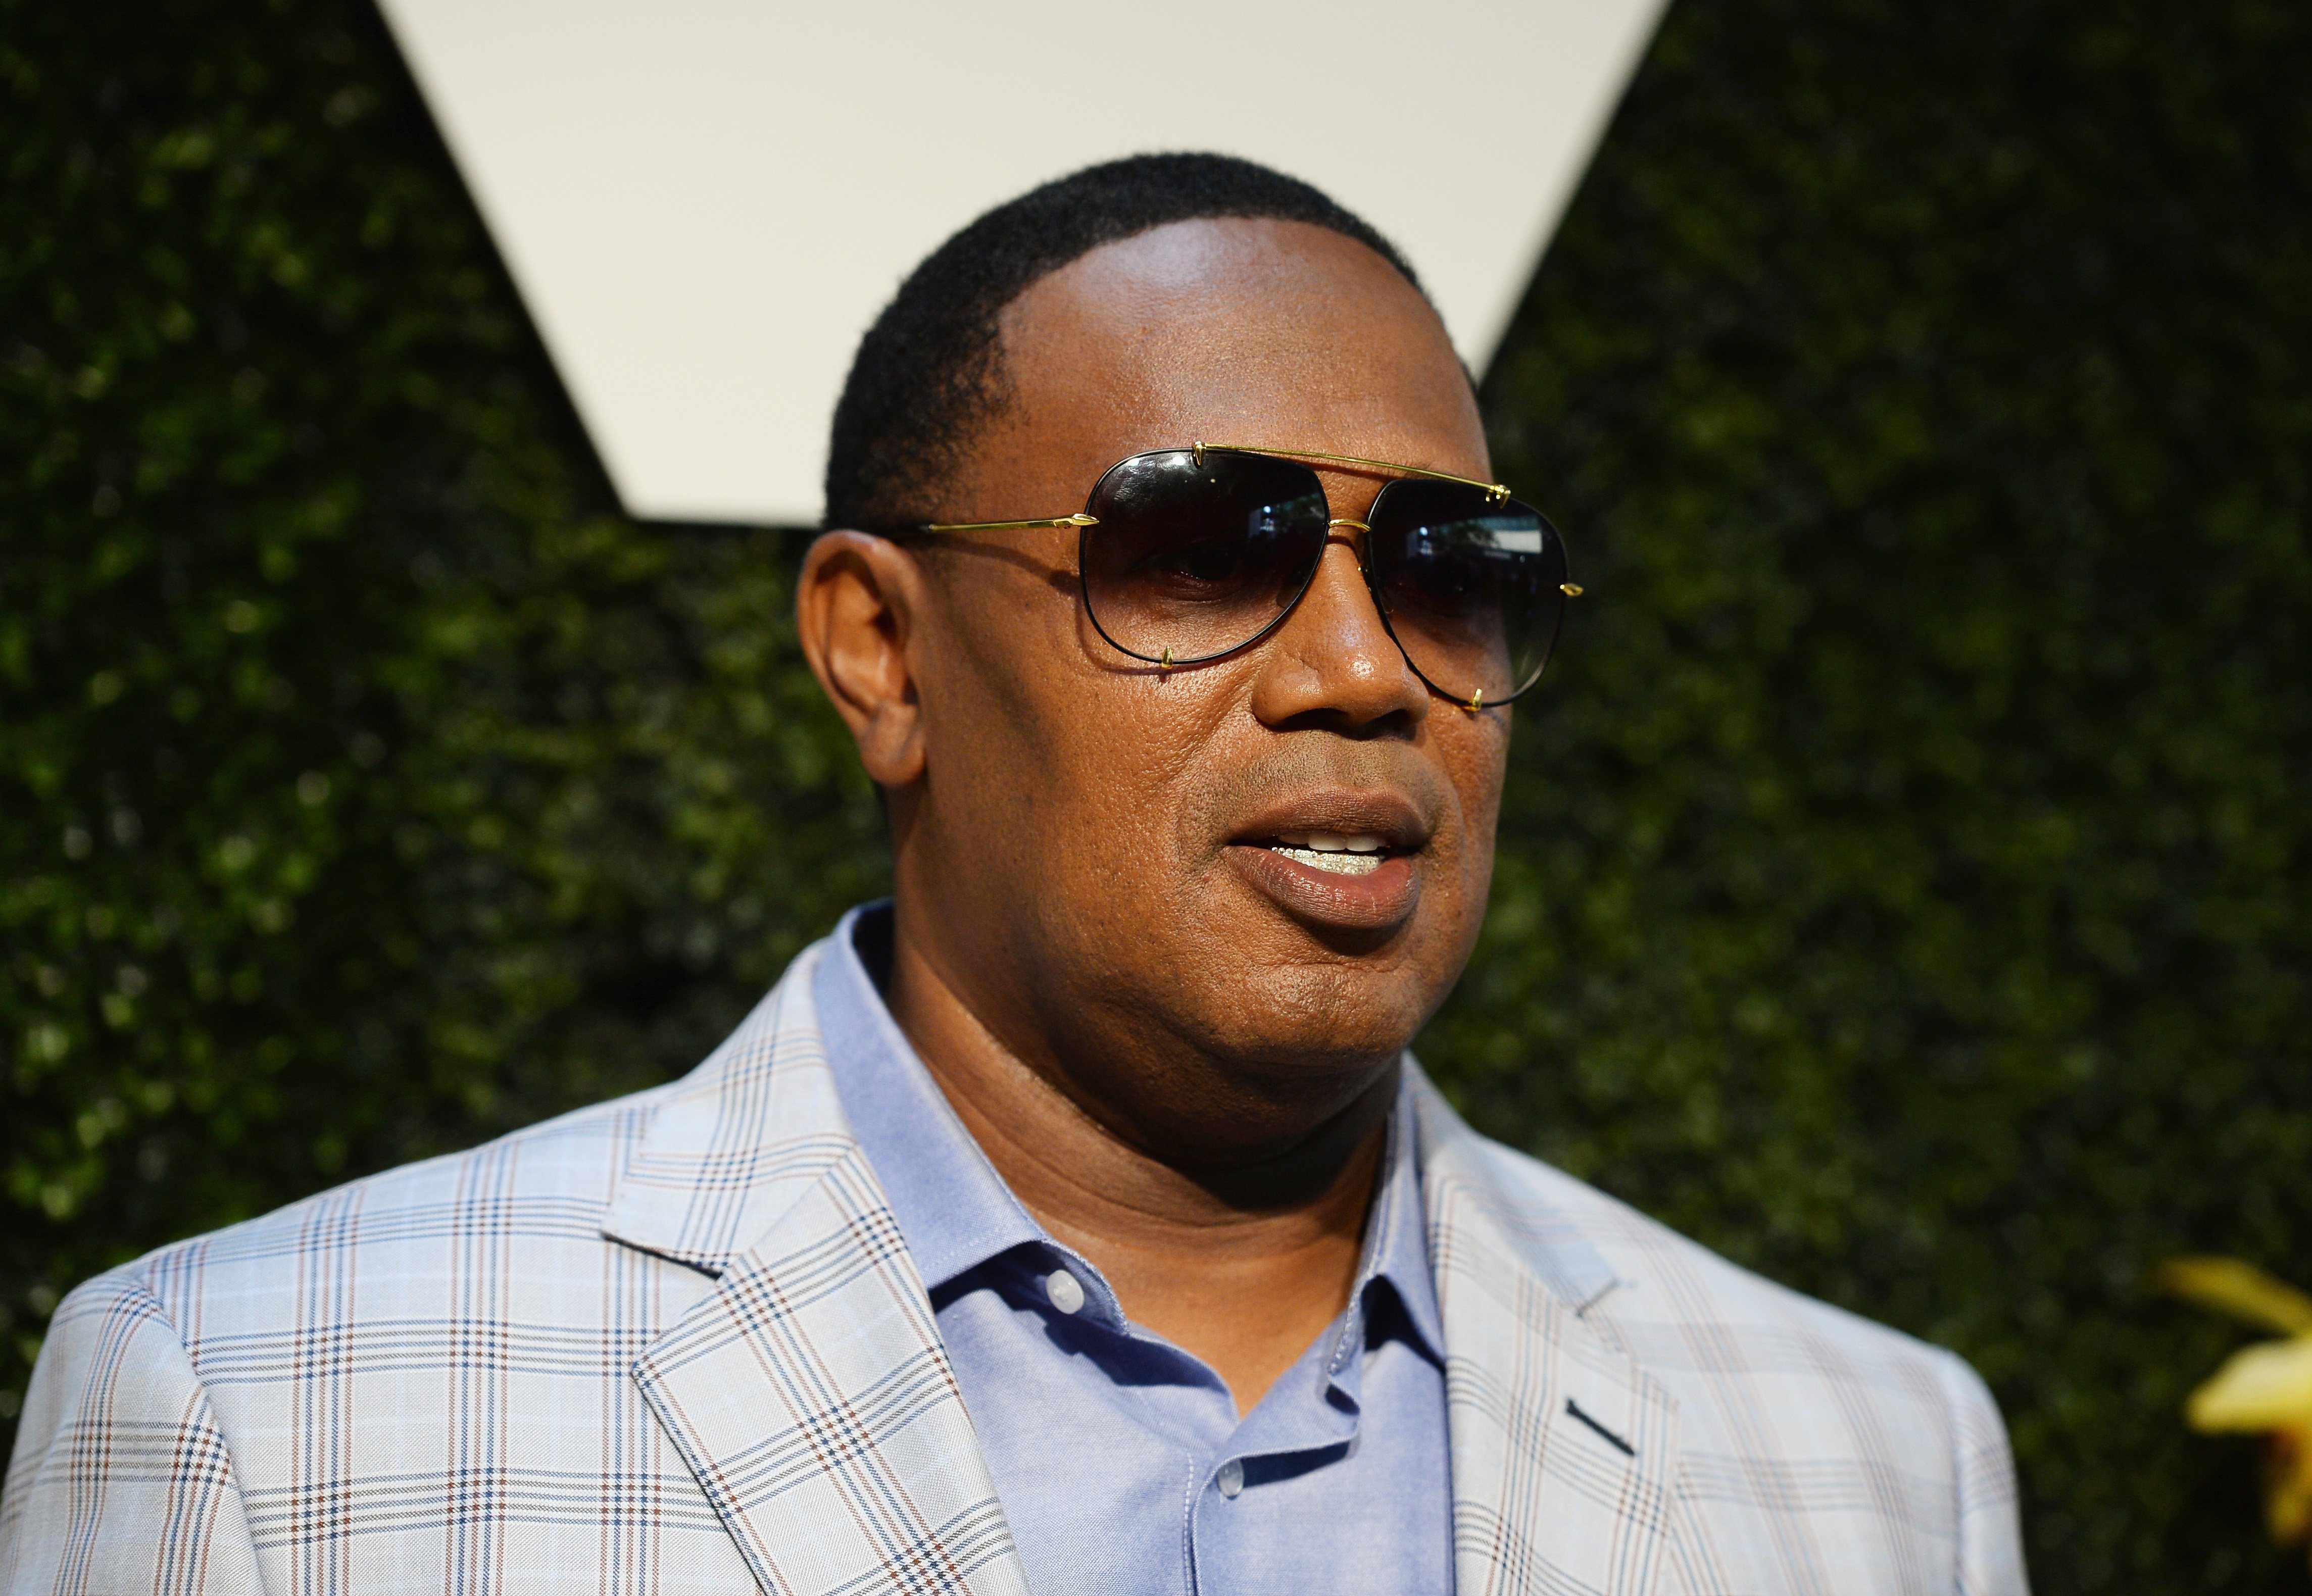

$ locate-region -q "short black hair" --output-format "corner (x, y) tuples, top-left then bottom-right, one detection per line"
(822, 152), (1426, 531)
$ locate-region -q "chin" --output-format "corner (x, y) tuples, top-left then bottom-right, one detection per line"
(1177, 954), (1440, 1079)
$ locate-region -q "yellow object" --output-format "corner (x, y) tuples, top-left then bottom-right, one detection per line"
(2157, 1256), (2312, 1335)
(2187, 1340), (2312, 1431)
(2158, 1256), (2312, 1552)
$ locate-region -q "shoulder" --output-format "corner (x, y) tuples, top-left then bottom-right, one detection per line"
(60, 941), (853, 1361)
(1424, 1106), (2026, 1588)
(6, 1092), (675, 1578)
(70, 1081), (672, 1341)
(1440, 1109), (1975, 1390)
(48, 944), (851, 1365)
(1419, 1088), (2012, 1472)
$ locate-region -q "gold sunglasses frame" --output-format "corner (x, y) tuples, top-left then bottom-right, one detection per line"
(920, 442), (1517, 535)
(910, 442), (1581, 710)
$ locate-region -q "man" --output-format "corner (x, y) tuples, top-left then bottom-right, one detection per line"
(4, 155), (2027, 1593)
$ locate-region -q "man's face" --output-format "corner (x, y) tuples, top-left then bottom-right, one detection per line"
(829, 217), (1508, 1159)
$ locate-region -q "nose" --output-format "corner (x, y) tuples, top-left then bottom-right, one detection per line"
(1246, 528), (1429, 734)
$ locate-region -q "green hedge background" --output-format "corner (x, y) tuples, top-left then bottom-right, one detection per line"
(6, 0), (2309, 1588)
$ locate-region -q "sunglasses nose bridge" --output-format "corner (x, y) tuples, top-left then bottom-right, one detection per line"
(1305, 517), (1416, 661)
(1320, 517), (1378, 588)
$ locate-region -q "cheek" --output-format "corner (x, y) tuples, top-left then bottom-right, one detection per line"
(1001, 708), (1222, 1009)
(1461, 721), (1510, 850)
(913, 591), (1080, 879)
(1074, 677), (1238, 883)
(1432, 716), (1510, 916)
(934, 612), (1233, 927)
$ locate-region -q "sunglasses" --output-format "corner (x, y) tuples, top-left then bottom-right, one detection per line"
(900, 443), (1580, 711)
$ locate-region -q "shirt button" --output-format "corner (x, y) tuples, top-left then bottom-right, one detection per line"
(1216, 1459), (1244, 1499)
(1044, 1269), (1086, 1314)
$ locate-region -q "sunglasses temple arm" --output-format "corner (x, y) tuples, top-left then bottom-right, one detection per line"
(919, 512), (1099, 535)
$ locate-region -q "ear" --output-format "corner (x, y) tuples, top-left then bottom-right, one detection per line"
(796, 531), (931, 789)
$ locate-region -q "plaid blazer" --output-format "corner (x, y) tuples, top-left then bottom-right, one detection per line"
(4, 940), (2026, 1594)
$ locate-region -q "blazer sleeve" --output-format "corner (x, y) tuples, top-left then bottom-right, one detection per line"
(1, 1272), (266, 1595)
(1939, 1349), (2031, 1596)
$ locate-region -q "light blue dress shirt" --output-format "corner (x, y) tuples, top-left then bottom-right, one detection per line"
(815, 904), (1454, 1595)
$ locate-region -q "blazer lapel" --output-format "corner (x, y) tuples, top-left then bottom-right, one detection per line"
(1417, 1080), (1681, 1596)
(607, 947), (1029, 1596)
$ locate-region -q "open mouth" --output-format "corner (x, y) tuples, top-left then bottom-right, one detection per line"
(1261, 831), (1395, 876)
(1226, 800), (1428, 931)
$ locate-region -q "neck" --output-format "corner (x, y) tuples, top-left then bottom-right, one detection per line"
(881, 917), (1397, 1414)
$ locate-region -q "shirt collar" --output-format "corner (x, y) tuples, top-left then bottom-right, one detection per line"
(1351, 1085), (1447, 1366)
(815, 901), (1443, 1366)
(814, 904), (1046, 1289)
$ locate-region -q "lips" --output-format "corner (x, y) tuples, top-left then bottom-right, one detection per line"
(1224, 795), (1431, 932)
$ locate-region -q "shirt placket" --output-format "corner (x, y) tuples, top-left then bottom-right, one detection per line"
(1184, 1291), (1370, 1595)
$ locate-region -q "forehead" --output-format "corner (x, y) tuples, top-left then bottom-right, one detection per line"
(981, 217), (1486, 485)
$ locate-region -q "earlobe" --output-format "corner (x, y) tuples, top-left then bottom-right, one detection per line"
(796, 531), (928, 789)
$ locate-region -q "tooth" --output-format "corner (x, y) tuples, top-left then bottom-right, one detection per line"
(1269, 846), (1385, 877)
(1291, 832), (1382, 854)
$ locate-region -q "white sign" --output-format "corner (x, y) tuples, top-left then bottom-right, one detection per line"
(378, 0), (1666, 524)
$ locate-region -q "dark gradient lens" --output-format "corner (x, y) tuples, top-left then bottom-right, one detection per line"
(1078, 451), (1331, 665)
(1365, 480), (1568, 704)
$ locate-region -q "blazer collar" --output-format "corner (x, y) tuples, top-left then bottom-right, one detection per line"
(601, 943), (859, 1271)
(611, 944), (1032, 1596)
(1414, 1074), (1684, 1596)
